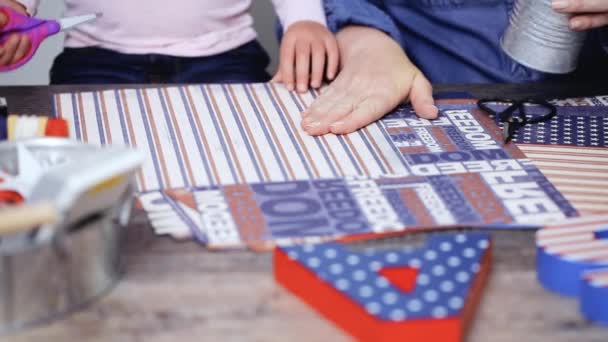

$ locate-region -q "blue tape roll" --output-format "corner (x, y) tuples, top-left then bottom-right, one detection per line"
(536, 247), (606, 297)
(536, 219), (608, 326)
(537, 221), (608, 297)
(581, 269), (608, 326)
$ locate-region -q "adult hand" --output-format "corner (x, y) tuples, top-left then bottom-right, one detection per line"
(552, 0), (608, 31)
(0, 0), (31, 68)
(301, 26), (437, 136)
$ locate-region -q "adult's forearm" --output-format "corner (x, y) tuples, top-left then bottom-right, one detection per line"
(336, 26), (410, 72)
(323, 0), (402, 43)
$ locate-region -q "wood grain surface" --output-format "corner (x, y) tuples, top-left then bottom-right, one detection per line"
(3, 82), (608, 342)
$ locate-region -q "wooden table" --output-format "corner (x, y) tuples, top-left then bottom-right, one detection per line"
(3, 82), (608, 342)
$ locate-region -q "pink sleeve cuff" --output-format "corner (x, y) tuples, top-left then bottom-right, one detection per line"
(272, 0), (327, 30)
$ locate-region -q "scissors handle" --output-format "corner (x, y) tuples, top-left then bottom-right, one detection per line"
(0, 6), (60, 72)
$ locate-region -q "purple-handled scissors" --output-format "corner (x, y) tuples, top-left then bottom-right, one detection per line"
(0, 6), (97, 72)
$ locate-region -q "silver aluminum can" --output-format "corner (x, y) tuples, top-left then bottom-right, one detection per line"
(501, 0), (587, 74)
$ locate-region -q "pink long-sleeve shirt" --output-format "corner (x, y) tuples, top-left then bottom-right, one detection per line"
(19, 0), (327, 57)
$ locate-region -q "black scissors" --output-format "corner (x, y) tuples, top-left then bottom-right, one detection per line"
(477, 98), (557, 143)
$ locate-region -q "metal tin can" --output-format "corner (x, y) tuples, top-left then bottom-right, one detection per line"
(501, 0), (587, 74)
(0, 139), (139, 335)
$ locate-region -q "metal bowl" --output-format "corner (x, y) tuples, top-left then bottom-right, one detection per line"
(0, 138), (139, 335)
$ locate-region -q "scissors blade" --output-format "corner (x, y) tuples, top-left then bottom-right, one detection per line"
(58, 13), (99, 31)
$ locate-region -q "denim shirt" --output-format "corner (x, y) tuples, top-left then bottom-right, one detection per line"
(324, 0), (608, 83)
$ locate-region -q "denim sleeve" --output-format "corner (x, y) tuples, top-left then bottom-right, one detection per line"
(323, 0), (402, 43)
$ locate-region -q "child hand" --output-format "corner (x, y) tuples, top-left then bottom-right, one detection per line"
(0, 0), (31, 68)
(272, 20), (339, 93)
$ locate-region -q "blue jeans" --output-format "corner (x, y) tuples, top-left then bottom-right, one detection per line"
(50, 40), (271, 84)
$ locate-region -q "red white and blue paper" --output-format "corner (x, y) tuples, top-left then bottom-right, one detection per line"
(513, 96), (608, 215)
(150, 168), (574, 248)
(54, 85), (577, 248)
(519, 145), (608, 216)
(274, 232), (492, 341)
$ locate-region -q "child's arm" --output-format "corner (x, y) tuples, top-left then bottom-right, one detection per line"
(271, 0), (339, 93)
(0, 0), (33, 68)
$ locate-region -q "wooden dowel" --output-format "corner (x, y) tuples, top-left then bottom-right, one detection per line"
(0, 202), (58, 236)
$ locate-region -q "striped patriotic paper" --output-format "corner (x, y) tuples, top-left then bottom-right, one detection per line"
(518, 144), (608, 216)
(54, 84), (577, 249)
(54, 84), (408, 191)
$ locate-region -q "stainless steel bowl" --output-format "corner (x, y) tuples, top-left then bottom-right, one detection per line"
(0, 138), (140, 335)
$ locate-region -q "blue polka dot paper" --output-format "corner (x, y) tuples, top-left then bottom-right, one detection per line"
(485, 96), (608, 147)
(280, 233), (491, 322)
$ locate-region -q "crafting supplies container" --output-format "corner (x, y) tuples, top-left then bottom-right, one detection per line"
(0, 138), (141, 335)
(501, 0), (587, 74)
